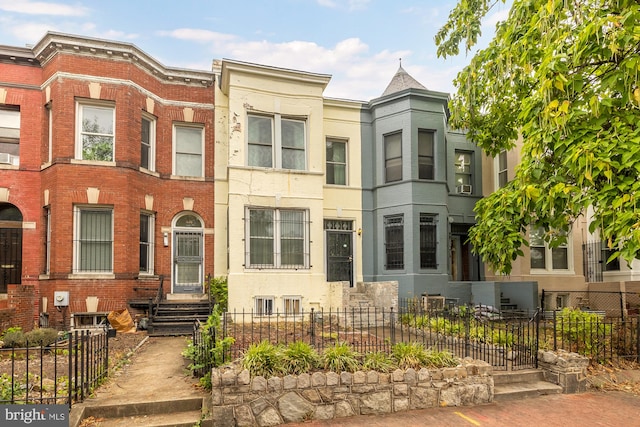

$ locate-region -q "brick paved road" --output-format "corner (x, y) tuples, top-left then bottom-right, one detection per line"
(288, 391), (640, 426)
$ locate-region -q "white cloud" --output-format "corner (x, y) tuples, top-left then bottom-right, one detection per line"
(317, 0), (369, 11)
(156, 28), (237, 43)
(0, 0), (88, 16)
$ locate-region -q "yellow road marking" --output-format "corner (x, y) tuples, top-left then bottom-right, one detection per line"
(454, 411), (481, 426)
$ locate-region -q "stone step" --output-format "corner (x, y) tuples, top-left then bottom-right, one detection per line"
(80, 398), (210, 426)
(84, 409), (204, 427)
(493, 369), (545, 385)
(493, 380), (563, 401)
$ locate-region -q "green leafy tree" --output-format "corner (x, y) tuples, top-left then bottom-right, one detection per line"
(436, 0), (640, 274)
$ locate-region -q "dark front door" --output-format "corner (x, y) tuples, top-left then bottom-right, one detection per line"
(326, 230), (353, 286)
(173, 230), (203, 294)
(0, 226), (22, 293)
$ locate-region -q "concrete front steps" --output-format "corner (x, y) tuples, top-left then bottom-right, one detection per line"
(79, 397), (211, 427)
(493, 369), (562, 401)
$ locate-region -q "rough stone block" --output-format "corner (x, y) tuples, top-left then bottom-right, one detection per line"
(340, 372), (353, 385)
(251, 376), (267, 392)
(283, 375), (297, 390)
(392, 369), (405, 382)
(393, 383), (408, 396)
(404, 368), (417, 385)
(335, 400), (356, 418)
(222, 370), (237, 386)
(267, 376), (283, 392)
(326, 372), (340, 386)
(238, 369), (251, 385)
(277, 391), (315, 423)
(354, 371), (366, 384)
(360, 391), (392, 415)
(234, 404), (255, 427)
(255, 407), (283, 427)
(410, 386), (439, 409)
(313, 404), (336, 420)
(297, 373), (311, 389)
(210, 406), (235, 427)
(312, 372), (326, 387)
(301, 388), (322, 403)
(366, 370), (379, 384)
(394, 397), (409, 412)
(249, 397), (270, 416)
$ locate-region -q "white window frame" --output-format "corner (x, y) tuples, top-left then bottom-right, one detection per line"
(495, 150), (508, 189)
(255, 296), (274, 316)
(0, 106), (20, 166)
(73, 206), (114, 274)
(529, 226), (572, 273)
(247, 113), (307, 171)
(326, 138), (347, 185)
(75, 101), (115, 162)
(418, 129), (434, 180)
(141, 113), (156, 172)
(140, 211), (155, 275)
(283, 296), (302, 315)
(384, 131), (402, 183)
(245, 207), (310, 269)
(173, 123), (204, 177)
(45, 207), (51, 275)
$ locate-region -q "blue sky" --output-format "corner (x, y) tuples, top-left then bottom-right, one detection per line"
(0, 0), (511, 101)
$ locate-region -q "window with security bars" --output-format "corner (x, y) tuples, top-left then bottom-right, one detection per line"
(255, 296), (274, 316)
(420, 214), (437, 269)
(74, 207), (113, 273)
(283, 296), (301, 315)
(384, 214), (404, 269)
(140, 212), (154, 274)
(246, 208), (309, 269)
(418, 130), (434, 180)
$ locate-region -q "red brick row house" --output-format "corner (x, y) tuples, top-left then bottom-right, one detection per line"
(0, 32), (215, 330)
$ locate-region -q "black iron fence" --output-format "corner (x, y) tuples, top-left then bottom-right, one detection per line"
(192, 305), (540, 375)
(539, 310), (640, 363)
(0, 330), (109, 406)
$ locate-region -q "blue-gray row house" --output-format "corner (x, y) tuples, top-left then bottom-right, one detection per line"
(361, 66), (483, 300)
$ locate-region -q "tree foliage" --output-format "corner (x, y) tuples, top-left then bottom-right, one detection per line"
(436, 0), (640, 274)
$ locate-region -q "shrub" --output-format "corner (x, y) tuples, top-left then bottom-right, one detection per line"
(321, 342), (360, 373)
(423, 349), (458, 368)
(183, 305), (235, 389)
(391, 342), (428, 369)
(2, 328), (25, 348)
(362, 351), (396, 373)
(206, 276), (228, 312)
(242, 341), (285, 378)
(282, 341), (319, 375)
(24, 328), (59, 347)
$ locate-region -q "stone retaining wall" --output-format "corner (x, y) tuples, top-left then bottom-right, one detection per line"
(538, 349), (589, 393)
(209, 359), (493, 427)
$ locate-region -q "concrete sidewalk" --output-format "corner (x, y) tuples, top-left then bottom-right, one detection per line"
(70, 336), (209, 426)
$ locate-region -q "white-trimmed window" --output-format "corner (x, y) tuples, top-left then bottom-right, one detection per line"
(530, 226), (570, 271)
(76, 102), (115, 161)
(248, 114), (306, 170)
(455, 151), (473, 194)
(140, 212), (155, 274)
(44, 207), (51, 275)
(283, 296), (302, 315)
(326, 139), (347, 185)
(246, 207), (309, 269)
(141, 114), (156, 171)
(384, 132), (402, 183)
(73, 207), (113, 273)
(174, 124), (204, 177)
(255, 296), (274, 316)
(496, 150), (508, 188)
(418, 130), (434, 180)
(0, 106), (20, 166)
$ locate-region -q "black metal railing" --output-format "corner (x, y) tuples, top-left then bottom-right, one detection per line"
(192, 305), (540, 374)
(0, 329), (109, 407)
(539, 310), (640, 363)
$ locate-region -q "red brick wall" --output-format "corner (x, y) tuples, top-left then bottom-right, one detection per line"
(5, 284), (37, 332)
(1, 39), (216, 331)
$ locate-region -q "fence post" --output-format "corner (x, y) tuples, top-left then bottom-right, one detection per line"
(620, 291), (625, 320)
(390, 307), (396, 345)
(310, 308), (315, 348)
(464, 304), (471, 359)
(541, 289), (546, 312)
(553, 310), (557, 351)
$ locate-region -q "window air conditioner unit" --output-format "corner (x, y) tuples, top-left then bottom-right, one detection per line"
(0, 153), (11, 164)
(457, 184), (472, 194)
